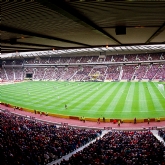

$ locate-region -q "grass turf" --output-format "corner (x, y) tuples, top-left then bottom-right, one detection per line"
(0, 81), (165, 119)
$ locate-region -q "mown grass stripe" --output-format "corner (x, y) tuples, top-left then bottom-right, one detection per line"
(68, 83), (111, 114)
(93, 82), (122, 117)
(1, 81), (165, 119)
(148, 82), (165, 111)
(103, 82), (128, 118)
(142, 82), (156, 112)
(120, 82), (136, 119)
(139, 82), (148, 112)
(131, 82), (139, 116)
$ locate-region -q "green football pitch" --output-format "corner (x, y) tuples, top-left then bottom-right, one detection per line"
(0, 81), (165, 119)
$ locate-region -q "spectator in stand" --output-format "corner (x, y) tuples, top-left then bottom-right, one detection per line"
(1, 111), (101, 165)
(61, 130), (165, 165)
(2, 53), (164, 81)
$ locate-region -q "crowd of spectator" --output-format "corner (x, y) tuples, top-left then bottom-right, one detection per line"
(1, 110), (102, 165)
(1, 53), (165, 81)
(1, 64), (164, 82)
(1, 63), (164, 82)
(122, 65), (136, 80)
(60, 130), (165, 165)
(1, 109), (165, 165)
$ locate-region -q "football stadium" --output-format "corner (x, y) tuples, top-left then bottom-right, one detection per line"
(1, 1), (165, 165)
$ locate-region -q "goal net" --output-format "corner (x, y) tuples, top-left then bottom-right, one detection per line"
(158, 84), (164, 91)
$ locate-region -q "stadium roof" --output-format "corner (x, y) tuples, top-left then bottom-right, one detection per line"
(1, 44), (165, 59)
(1, 0), (165, 58)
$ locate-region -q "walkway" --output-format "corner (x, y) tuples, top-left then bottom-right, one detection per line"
(151, 130), (165, 146)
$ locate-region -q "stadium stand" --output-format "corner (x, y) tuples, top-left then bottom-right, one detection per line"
(60, 130), (165, 165)
(1, 110), (102, 165)
(122, 65), (136, 80)
(1, 53), (164, 82)
(1, 108), (165, 165)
